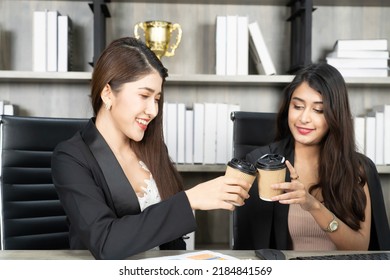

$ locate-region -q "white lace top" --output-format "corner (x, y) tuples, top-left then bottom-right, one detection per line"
(137, 161), (161, 212)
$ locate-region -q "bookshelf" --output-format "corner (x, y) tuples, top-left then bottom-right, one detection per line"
(1, 0), (390, 249)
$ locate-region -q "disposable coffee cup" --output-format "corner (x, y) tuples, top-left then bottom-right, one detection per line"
(225, 158), (257, 185)
(225, 158), (257, 205)
(255, 154), (286, 201)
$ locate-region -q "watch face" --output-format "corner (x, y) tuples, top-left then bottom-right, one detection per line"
(330, 220), (338, 231)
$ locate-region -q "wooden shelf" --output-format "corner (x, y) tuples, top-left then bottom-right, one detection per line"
(175, 164), (226, 173)
(0, 71), (91, 83)
(2, 71), (390, 86)
(108, 0), (390, 6)
(376, 165), (390, 175)
(167, 74), (295, 85)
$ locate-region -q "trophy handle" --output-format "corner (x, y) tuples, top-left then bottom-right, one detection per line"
(134, 22), (146, 40)
(165, 23), (182, 57)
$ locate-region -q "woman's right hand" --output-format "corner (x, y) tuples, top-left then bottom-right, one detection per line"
(184, 176), (251, 211)
(270, 160), (320, 211)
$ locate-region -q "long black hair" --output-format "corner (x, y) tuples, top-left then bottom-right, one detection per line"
(276, 63), (367, 230)
(90, 37), (183, 200)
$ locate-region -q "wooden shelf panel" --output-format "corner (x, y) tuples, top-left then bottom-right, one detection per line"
(167, 74), (295, 85)
(376, 165), (390, 175)
(109, 0), (390, 7)
(41, 0), (390, 6)
(175, 164), (226, 173)
(2, 71), (390, 86)
(0, 71), (91, 83)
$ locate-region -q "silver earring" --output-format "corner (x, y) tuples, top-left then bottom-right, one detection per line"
(104, 102), (111, 110)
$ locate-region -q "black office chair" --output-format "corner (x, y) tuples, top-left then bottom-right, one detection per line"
(0, 115), (88, 249)
(230, 111), (277, 160)
(230, 111), (390, 250)
(230, 111), (277, 248)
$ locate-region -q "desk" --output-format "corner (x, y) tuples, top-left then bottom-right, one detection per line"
(0, 250), (255, 260)
(0, 250), (95, 260)
(0, 250), (387, 260)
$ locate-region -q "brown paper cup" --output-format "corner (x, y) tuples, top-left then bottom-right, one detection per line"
(255, 154), (286, 201)
(257, 168), (286, 201)
(225, 165), (257, 186)
(225, 158), (257, 206)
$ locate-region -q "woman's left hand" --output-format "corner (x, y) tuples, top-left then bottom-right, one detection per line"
(270, 160), (320, 211)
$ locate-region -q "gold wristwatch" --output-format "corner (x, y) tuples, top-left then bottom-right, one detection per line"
(324, 213), (339, 232)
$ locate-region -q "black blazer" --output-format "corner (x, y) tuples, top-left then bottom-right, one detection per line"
(233, 137), (390, 250)
(51, 119), (197, 259)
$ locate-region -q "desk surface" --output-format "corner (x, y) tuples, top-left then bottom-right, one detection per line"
(0, 250), (386, 260)
(0, 250), (255, 260)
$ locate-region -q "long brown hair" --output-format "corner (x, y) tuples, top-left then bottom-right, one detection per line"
(276, 63), (367, 230)
(90, 37), (183, 200)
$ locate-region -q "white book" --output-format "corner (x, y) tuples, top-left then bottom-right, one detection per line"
(163, 102), (168, 144)
(185, 109), (194, 164)
(227, 104), (240, 161)
(33, 10), (48, 72)
(226, 15), (238, 75)
(177, 103), (186, 164)
(166, 103), (178, 163)
(354, 116), (365, 154)
(365, 113), (376, 162)
(248, 21), (276, 75)
(193, 103), (205, 164)
(249, 38), (263, 75)
(216, 103), (229, 164)
(327, 50), (389, 59)
(384, 105), (390, 165)
(0, 100), (5, 115)
(203, 103), (218, 164)
(47, 10), (59, 72)
(334, 39), (388, 51)
(373, 104), (390, 165)
(236, 16), (249, 75)
(58, 15), (71, 72)
(215, 16), (227, 75)
(375, 111), (384, 165)
(336, 68), (388, 77)
(3, 104), (15, 115)
(326, 57), (388, 69)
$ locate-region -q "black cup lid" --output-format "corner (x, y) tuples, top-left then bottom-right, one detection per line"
(227, 158), (257, 175)
(255, 154), (286, 170)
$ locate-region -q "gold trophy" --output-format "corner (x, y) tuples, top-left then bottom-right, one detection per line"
(134, 20), (182, 59)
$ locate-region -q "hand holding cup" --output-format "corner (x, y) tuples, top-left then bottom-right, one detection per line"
(225, 158), (257, 205)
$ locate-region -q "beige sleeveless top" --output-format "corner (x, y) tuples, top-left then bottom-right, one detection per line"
(288, 204), (337, 250)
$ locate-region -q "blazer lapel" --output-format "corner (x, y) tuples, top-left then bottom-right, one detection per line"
(82, 119), (141, 216)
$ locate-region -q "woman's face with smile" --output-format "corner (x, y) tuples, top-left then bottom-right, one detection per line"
(288, 82), (329, 146)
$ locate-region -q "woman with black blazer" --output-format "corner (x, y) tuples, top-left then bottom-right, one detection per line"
(234, 63), (390, 251)
(51, 37), (250, 260)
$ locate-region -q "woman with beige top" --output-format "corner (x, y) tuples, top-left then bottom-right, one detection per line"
(234, 63), (390, 251)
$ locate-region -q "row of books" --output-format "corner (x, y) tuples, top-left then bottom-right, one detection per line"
(354, 104), (390, 165)
(325, 39), (389, 77)
(33, 10), (72, 72)
(163, 102), (240, 165)
(215, 15), (276, 76)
